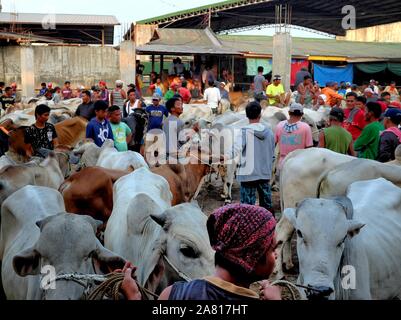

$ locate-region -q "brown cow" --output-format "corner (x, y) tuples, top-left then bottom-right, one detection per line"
(151, 161), (210, 206)
(59, 167), (132, 226)
(54, 116), (88, 148)
(6, 127), (33, 161)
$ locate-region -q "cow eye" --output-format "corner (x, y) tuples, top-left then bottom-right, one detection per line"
(180, 245), (199, 259)
(297, 230), (303, 239)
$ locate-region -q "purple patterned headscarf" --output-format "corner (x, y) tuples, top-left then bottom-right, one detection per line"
(207, 204), (276, 274)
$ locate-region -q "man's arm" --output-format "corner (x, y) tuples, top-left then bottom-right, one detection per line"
(318, 131), (325, 148)
(125, 124), (133, 145)
(354, 126), (373, 151)
(348, 141), (356, 157)
(52, 126), (59, 148)
(86, 122), (93, 140)
(110, 91), (114, 106)
(305, 124), (314, 148)
(377, 133), (395, 162)
(266, 86), (274, 98)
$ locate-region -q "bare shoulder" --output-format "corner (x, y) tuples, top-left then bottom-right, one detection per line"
(158, 286), (173, 301)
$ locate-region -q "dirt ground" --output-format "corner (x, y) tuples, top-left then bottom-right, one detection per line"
(196, 173), (282, 217)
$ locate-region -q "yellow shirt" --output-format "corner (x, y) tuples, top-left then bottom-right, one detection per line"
(266, 84), (285, 105)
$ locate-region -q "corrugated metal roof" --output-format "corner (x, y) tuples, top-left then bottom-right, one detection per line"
(220, 35), (401, 60)
(137, 28), (401, 60)
(137, 28), (240, 55)
(0, 12), (119, 26)
(136, 0), (401, 37)
(0, 31), (63, 43)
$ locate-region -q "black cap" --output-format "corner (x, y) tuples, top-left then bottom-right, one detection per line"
(330, 107), (345, 122)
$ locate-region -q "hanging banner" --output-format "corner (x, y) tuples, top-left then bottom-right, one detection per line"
(291, 60), (309, 86)
(313, 64), (354, 85)
(246, 58), (272, 76)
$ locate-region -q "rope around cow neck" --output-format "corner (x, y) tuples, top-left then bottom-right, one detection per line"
(85, 272), (159, 300)
(270, 280), (303, 300)
(52, 272), (159, 300)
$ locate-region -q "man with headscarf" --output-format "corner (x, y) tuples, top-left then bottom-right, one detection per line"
(118, 204), (281, 301)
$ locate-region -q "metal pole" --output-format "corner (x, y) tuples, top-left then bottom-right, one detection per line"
(208, 8), (211, 28)
(152, 55), (155, 72)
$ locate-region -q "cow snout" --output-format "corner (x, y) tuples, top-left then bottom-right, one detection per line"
(306, 286), (334, 301)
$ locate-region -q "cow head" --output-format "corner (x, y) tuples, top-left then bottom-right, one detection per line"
(13, 213), (125, 300)
(285, 197), (365, 300)
(151, 202), (215, 286)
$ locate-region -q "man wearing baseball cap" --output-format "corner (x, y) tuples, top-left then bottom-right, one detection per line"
(275, 103), (314, 169)
(319, 107), (355, 155)
(266, 75), (285, 106)
(378, 108), (401, 162)
(364, 87), (378, 104)
(146, 93), (168, 131)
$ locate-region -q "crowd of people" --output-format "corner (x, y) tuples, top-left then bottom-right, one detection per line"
(253, 68), (401, 164)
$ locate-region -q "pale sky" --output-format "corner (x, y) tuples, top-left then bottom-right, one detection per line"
(2, 0), (332, 43)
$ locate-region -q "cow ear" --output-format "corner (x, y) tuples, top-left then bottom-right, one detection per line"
(82, 216), (103, 234)
(13, 248), (41, 276)
(150, 212), (171, 231)
(284, 208), (297, 228)
(333, 197), (354, 220)
(347, 220), (365, 238)
(36, 214), (61, 231)
(93, 240), (126, 274)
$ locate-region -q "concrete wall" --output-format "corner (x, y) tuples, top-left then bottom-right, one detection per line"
(0, 45), (120, 91)
(337, 22), (401, 42)
(0, 46), (22, 86)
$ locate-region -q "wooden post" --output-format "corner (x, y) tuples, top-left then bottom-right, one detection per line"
(160, 55), (164, 77)
(231, 56), (235, 92)
(101, 28), (105, 47)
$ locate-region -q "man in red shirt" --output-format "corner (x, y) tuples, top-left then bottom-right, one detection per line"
(178, 80), (192, 104)
(343, 92), (366, 141)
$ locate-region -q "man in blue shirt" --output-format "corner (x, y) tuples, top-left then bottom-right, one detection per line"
(86, 100), (114, 147)
(146, 93), (168, 131)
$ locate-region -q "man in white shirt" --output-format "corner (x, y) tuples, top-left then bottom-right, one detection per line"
(370, 79), (380, 95)
(203, 81), (221, 114)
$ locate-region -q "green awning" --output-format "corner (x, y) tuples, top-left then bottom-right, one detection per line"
(355, 63), (387, 74)
(355, 62), (401, 76)
(388, 63), (401, 77)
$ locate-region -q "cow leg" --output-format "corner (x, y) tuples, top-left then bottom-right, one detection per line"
(283, 235), (295, 271)
(224, 181), (232, 204)
(192, 176), (206, 201)
(272, 217), (295, 280)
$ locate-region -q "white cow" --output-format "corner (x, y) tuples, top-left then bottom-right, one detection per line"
(74, 139), (149, 171)
(105, 168), (214, 293)
(0, 186), (126, 300)
(285, 178), (401, 300)
(0, 153), (64, 206)
(273, 148), (354, 280)
(180, 104), (214, 126)
(318, 158), (401, 198)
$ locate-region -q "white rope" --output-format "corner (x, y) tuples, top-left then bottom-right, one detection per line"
(162, 254), (192, 283)
(270, 280), (303, 300)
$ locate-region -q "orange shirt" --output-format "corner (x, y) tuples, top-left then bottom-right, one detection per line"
(321, 87), (343, 107)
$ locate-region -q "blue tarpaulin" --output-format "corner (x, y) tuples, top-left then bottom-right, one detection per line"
(313, 64), (353, 86)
